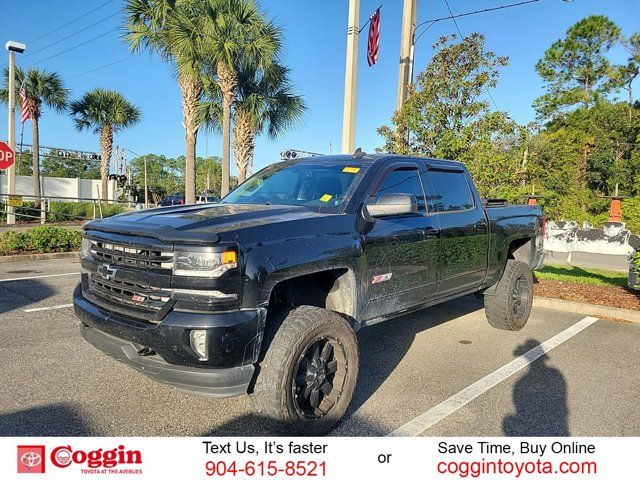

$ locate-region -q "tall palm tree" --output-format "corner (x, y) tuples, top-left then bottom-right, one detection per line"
(201, 64), (305, 183)
(123, 0), (206, 204)
(69, 88), (141, 201)
(196, 0), (282, 196)
(0, 67), (68, 206)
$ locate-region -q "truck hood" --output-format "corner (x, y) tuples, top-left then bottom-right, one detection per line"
(84, 203), (336, 244)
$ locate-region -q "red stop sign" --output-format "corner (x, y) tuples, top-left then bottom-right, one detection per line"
(0, 142), (15, 170)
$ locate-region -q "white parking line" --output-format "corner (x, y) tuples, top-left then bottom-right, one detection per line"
(23, 304), (74, 313)
(0, 272), (80, 283)
(388, 316), (599, 437)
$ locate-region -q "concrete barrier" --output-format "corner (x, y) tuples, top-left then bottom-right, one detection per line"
(545, 220), (639, 257)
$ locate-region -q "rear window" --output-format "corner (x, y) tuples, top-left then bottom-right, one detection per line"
(426, 170), (474, 212)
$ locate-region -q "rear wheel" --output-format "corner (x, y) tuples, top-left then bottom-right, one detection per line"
(250, 306), (359, 435)
(484, 259), (533, 331)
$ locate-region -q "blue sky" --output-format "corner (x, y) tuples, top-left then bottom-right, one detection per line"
(1, 0), (638, 175)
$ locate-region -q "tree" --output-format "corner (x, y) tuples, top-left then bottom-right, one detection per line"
(0, 67), (68, 205)
(197, 0), (282, 196)
(41, 154), (101, 180)
(200, 63), (305, 183)
(129, 153), (183, 198)
(607, 33), (640, 119)
(378, 34), (508, 157)
(534, 15), (621, 119)
(69, 88), (141, 201)
(378, 33), (520, 198)
(196, 156), (222, 195)
(124, 0), (206, 204)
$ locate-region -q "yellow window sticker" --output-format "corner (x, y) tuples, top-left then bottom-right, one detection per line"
(319, 194), (333, 202)
(342, 166), (360, 174)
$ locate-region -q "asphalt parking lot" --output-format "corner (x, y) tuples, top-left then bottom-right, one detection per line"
(1, 257), (638, 437)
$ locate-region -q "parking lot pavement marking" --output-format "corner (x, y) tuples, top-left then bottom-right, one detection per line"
(23, 303), (74, 313)
(388, 316), (599, 437)
(0, 272), (80, 283)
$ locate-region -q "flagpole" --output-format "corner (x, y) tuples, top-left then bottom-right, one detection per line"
(17, 119), (24, 175)
(341, 0), (360, 154)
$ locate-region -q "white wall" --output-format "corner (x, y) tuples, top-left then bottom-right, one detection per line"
(0, 175), (112, 201)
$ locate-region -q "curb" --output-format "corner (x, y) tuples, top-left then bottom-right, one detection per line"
(533, 297), (640, 324)
(0, 251), (79, 264)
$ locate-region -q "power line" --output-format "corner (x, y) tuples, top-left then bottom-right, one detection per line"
(29, 28), (120, 67)
(23, 11), (121, 60)
(415, 0), (540, 32)
(442, 0), (504, 114)
(66, 57), (131, 81)
(68, 62), (136, 89)
(28, 0), (116, 44)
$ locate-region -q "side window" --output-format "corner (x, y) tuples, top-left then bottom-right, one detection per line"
(426, 170), (474, 212)
(375, 167), (426, 212)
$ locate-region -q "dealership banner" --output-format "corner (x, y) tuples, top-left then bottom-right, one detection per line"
(3, 437), (639, 478)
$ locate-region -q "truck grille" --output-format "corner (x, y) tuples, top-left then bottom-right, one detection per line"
(90, 240), (173, 270)
(88, 274), (171, 317)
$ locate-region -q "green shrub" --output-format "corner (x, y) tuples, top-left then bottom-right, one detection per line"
(26, 226), (81, 253)
(0, 231), (29, 255)
(623, 197), (640, 235)
(48, 201), (126, 222)
(0, 226), (81, 255)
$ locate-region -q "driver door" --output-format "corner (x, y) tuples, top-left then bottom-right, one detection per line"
(361, 162), (440, 321)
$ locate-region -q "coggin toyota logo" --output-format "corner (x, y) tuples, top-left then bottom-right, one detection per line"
(52, 445), (142, 469)
(17, 445), (142, 474)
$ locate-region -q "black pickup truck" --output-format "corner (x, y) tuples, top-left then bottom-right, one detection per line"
(74, 153), (545, 435)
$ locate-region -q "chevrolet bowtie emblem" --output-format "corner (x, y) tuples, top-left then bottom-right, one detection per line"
(98, 263), (118, 281)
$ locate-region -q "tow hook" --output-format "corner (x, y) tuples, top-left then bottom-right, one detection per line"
(137, 347), (155, 356)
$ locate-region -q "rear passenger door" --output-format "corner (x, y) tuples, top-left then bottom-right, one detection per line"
(361, 162), (440, 321)
(424, 166), (488, 297)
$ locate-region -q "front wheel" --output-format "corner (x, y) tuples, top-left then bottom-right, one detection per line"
(484, 259), (533, 331)
(249, 306), (359, 436)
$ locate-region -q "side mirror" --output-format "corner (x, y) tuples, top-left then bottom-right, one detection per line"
(365, 193), (418, 218)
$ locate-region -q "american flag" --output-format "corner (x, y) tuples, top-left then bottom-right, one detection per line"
(19, 82), (31, 123)
(367, 8), (381, 67)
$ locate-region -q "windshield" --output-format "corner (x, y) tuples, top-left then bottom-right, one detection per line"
(221, 160), (366, 211)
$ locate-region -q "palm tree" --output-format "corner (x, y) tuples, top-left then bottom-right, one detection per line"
(200, 64), (305, 183)
(0, 67), (68, 206)
(69, 88), (141, 201)
(123, 0), (206, 204)
(197, 0), (282, 196)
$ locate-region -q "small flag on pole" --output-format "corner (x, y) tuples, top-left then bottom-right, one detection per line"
(19, 82), (31, 124)
(367, 8), (381, 67)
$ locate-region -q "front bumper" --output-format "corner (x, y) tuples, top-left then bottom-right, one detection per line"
(74, 284), (265, 397)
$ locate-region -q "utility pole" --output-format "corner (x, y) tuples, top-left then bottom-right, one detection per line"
(396, 0), (418, 110)
(5, 42), (26, 224)
(144, 155), (148, 208)
(341, 0), (360, 154)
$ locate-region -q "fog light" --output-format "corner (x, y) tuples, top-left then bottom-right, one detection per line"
(190, 330), (208, 361)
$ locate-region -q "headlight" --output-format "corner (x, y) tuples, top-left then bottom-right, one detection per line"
(80, 237), (92, 259)
(173, 249), (237, 278)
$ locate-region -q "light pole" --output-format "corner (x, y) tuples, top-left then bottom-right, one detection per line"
(4, 41), (25, 225)
(396, 0), (418, 110)
(341, 0), (360, 154)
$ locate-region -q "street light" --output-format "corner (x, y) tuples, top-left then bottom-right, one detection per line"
(4, 40), (26, 225)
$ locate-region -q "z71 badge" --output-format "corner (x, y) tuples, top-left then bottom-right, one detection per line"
(372, 272), (392, 284)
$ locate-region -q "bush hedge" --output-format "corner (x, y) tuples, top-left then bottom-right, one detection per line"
(0, 226), (81, 256)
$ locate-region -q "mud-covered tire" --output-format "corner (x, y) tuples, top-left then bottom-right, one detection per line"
(484, 260), (533, 331)
(249, 306), (359, 436)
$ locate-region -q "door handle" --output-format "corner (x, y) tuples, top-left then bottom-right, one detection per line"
(423, 227), (440, 237)
(474, 221), (487, 230)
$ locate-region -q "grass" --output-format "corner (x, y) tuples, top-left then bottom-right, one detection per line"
(535, 265), (628, 287)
